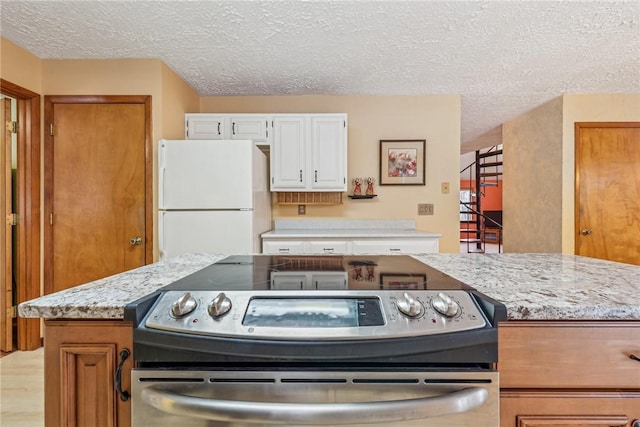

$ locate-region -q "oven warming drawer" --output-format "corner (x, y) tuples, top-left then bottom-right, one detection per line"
(132, 370), (499, 427)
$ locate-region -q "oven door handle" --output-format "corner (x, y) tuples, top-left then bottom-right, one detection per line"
(141, 386), (489, 424)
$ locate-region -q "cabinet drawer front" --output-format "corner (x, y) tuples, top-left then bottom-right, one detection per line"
(185, 114), (224, 140)
(262, 241), (305, 254)
(306, 241), (348, 254)
(352, 240), (438, 254)
(499, 322), (640, 389)
(230, 117), (269, 141)
(500, 390), (640, 427)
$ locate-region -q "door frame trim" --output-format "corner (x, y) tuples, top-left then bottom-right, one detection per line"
(0, 79), (41, 350)
(574, 121), (640, 256)
(43, 95), (153, 295)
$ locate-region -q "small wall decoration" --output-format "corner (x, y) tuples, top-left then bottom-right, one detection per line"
(379, 139), (426, 185)
(365, 177), (375, 195)
(352, 178), (362, 195)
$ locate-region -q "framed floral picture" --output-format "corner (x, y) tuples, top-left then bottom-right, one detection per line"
(379, 139), (426, 185)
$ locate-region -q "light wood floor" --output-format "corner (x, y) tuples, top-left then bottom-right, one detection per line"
(0, 348), (44, 427)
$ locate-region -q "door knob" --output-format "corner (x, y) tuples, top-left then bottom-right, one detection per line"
(580, 229), (593, 236)
(129, 237), (142, 246)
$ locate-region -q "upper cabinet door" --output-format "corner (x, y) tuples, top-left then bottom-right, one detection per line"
(310, 115), (347, 190)
(271, 116), (307, 190)
(230, 116), (270, 143)
(185, 114), (225, 140)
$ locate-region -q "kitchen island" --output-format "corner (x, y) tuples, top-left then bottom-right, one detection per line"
(19, 253), (640, 427)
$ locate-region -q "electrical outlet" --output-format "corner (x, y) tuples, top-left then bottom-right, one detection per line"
(298, 205), (306, 215)
(441, 182), (450, 194)
(418, 203), (434, 215)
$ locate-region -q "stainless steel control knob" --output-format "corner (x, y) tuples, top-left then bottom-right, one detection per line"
(396, 292), (424, 318)
(170, 292), (197, 318)
(208, 292), (232, 318)
(432, 292), (460, 317)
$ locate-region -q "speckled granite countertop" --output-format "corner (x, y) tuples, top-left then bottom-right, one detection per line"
(18, 253), (640, 321)
(413, 253), (640, 320)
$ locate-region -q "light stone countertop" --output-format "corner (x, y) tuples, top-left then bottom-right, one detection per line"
(262, 219), (442, 239)
(261, 229), (442, 239)
(413, 253), (640, 320)
(18, 253), (640, 321)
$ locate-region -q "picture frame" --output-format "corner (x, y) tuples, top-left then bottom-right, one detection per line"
(379, 139), (426, 185)
(380, 273), (427, 290)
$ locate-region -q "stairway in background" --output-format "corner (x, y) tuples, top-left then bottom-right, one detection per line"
(460, 146), (503, 253)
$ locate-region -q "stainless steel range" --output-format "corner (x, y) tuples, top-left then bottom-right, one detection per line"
(125, 255), (506, 426)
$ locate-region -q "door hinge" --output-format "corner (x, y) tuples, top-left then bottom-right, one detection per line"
(7, 306), (17, 319)
(5, 121), (17, 134)
(185, 121), (189, 138)
(49, 123), (54, 136)
(7, 213), (17, 226)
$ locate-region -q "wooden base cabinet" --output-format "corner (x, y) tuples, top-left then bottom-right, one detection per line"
(499, 321), (640, 427)
(44, 320), (133, 427)
(501, 391), (640, 427)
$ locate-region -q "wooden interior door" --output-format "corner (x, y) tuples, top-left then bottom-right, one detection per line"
(575, 122), (640, 265)
(44, 96), (152, 294)
(1, 97), (13, 351)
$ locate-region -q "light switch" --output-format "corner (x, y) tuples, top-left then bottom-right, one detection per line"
(441, 182), (450, 194)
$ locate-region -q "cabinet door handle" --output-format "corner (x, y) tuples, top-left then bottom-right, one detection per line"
(115, 348), (131, 402)
(299, 170), (303, 182)
(217, 123), (221, 135)
(323, 248), (334, 252)
(315, 170), (318, 182)
(278, 248), (290, 253)
(232, 122), (236, 135)
(389, 248), (401, 252)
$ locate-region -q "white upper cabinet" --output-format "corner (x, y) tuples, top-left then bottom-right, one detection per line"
(184, 113), (348, 192)
(271, 114), (347, 192)
(229, 115), (269, 143)
(271, 116), (307, 190)
(185, 114), (271, 145)
(310, 115), (347, 190)
(185, 114), (225, 140)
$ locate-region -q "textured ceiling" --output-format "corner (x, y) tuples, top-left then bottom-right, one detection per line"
(1, 0), (638, 151)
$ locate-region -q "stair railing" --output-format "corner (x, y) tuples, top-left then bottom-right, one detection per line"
(460, 146), (503, 253)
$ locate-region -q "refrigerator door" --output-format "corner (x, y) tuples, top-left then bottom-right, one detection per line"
(159, 139), (256, 209)
(158, 211), (255, 260)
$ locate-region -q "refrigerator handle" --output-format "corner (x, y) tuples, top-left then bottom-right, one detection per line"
(158, 144), (166, 207)
(158, 211), (166, 260)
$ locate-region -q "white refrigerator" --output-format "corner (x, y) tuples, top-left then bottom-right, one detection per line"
(158, 139), (271, 260)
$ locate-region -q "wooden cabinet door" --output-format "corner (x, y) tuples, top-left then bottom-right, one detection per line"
(185, 113), (225, 139)
(501, 391), (639, 427)
(45, 320), (133, 427)
(515, 416), (630, 427)
(271, 116), (306, 190)
(310, 115), (347, 190)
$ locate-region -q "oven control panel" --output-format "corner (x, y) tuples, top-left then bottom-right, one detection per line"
(144, 290), (487, 341)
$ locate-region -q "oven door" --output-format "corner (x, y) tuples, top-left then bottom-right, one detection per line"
(132, 369), (499, 427)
